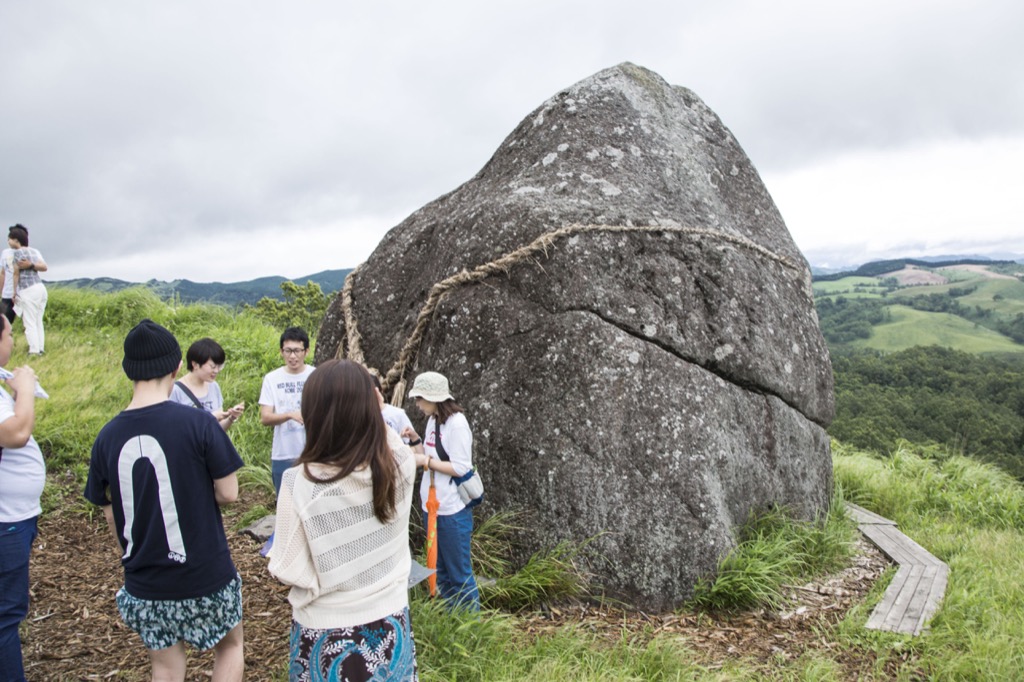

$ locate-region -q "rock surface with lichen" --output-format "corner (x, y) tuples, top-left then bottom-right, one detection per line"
(317, 62), (833, 611)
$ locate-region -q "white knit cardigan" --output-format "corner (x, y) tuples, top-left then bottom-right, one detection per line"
(268, 428), (416, 628)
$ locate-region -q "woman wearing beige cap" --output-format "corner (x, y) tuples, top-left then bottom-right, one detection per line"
(402, 371), (480, 611)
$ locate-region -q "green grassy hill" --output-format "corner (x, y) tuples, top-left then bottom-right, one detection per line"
(818, 263), (1024, 484)
(814, 261), (1024, 355)
(811, 276), (890, 298)
(896, 276), (1024, 317)
(847, 305), (1024, 355)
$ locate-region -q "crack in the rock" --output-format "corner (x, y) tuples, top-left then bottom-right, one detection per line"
(564, 306), (826, 427)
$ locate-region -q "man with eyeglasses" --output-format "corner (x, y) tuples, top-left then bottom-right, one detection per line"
(259, 327), (315, 494)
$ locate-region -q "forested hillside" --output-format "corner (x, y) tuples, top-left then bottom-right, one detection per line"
(816, 260), (1024, 478)
(830, 347), (1024, 477)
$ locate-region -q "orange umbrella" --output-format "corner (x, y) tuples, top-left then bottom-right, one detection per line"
(425, 466), (439, 597)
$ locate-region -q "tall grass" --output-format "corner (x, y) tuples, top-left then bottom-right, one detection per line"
(833, 439), (1024, 530)
(410, 595), (726, 681)
(688, 496), (858, 612)
(834, 440), (1024, 678)
(427, 509), (589, 611)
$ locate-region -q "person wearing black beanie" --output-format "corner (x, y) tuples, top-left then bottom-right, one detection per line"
(121, 319), (182, 381)
(84, 319), (246, 679)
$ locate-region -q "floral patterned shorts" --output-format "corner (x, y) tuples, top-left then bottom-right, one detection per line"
(115, 574), (242, 651)
(289, 606), (418, 681)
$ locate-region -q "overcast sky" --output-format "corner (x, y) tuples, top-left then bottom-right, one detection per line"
(2, 0), (1022, 282)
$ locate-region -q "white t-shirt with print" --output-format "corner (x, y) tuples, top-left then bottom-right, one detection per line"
(259, 365), (314, 461)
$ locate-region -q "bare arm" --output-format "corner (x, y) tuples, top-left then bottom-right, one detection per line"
(260, 403), (302, 427)
(399, 424), (458, 473)
(425, 459), (459, 476)
(213, 472), (239, 505)
(400, 426), (429, 468)
(216, 402), (245, 431)
(17, 256), (47, 273)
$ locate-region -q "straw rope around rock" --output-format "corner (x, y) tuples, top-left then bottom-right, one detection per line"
(338, 261), (366, 364)
(337, 222), (805, 404)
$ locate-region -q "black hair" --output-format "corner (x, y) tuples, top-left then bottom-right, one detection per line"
(8, 225), (29, 247)
(280, 326), (309, 349)
(186, 337), (227, 371)
(367, 368), (383, 392)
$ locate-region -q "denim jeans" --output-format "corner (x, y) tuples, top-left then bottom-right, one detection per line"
(0, 516), (38, 682)
(272, 458), (296, 496)
(426, 506), (480, 611)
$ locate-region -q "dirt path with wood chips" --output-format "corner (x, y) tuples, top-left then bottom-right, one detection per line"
(23, 487), (912, 680)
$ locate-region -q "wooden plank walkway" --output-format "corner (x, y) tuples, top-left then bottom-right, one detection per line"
(846, 502), (949, 636)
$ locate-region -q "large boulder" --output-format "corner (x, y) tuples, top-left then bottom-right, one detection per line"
(317, 63), (834, 610)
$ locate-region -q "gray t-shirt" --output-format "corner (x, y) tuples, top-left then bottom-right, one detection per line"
(12, 247), (44, 290)
(170, 380), (224, 415)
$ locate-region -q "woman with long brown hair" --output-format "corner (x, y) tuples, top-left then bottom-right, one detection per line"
(268, 359), (423, 681)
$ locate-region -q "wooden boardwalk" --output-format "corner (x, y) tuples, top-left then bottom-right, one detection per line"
(846, 502), (949, 636)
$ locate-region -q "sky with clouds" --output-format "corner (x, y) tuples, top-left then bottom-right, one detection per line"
(2, 0), (1021, 282)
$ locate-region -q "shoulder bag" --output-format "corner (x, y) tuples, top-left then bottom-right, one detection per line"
(433, 419), (484, 508)
(174, 381), (205, 409)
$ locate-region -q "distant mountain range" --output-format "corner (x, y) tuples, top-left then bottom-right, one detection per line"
(811, 257), (1021, 282)
(810, 253), (1024, 277)
(50, 269), (353, 307)
(46, 252), (1024, 306)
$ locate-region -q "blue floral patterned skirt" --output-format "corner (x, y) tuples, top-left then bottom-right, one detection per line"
(115, 573), (242, 651)
(289, 606), (418, 681)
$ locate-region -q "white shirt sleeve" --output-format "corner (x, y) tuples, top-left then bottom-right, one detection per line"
(258, 373), (274, 407)
(443, 413), (474, 477)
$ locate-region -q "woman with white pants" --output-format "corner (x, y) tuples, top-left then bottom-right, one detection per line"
(8, 225), (48, 356)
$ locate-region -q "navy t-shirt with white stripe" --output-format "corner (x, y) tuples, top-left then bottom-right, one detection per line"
(85, 400), (243, 600)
